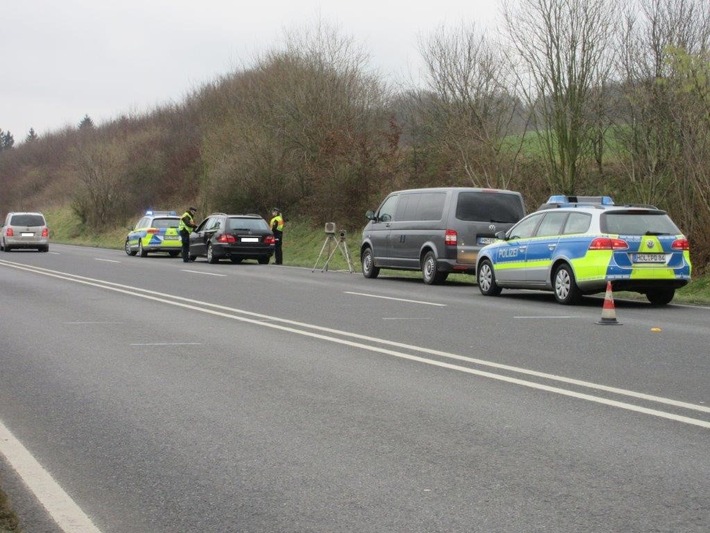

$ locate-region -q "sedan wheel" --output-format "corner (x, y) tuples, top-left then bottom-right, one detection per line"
(477, 259), (502, 296)
(207, 244), (218, 264)
(553, 264), (582, 305)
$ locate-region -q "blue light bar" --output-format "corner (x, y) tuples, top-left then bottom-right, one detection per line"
(545, 195), (614, 206)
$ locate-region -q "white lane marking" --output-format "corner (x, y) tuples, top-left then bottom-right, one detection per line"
(130, 342), (202, 346)
(3, 261), (709, 427)
(514, 315), (577, 319)
(345, 291), (446, 307)
(181, 269), (226, 277)
(383, 317), (433, 321)
(0, 420), (102, 533)
(94, 258), (120, 263)
(65, 322), (123, 325)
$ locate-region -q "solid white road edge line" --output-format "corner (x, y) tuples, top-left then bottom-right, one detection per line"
(0, 420), (102, 533)
(3, 260), (710, 425)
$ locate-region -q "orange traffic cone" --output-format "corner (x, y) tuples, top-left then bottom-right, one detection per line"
(597, 281), (621, 325)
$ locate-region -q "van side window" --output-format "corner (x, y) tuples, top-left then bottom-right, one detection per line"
(377, 195), (398, 222)
(418, 192), (445, 220)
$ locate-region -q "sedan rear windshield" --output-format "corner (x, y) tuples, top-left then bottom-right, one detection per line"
(601, 211), (682, 235)
(227, 218), (269, 231)
(10, 214), (45, 226)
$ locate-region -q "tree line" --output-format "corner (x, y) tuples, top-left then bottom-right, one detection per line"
(1, 0), (708, 272)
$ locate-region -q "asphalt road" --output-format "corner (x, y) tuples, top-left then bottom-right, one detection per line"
(1, 244), (708, 532)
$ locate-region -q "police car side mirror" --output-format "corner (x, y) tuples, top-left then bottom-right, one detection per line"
(495, 230), (508, 240)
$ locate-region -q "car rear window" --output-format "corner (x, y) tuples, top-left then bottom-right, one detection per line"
(227, 218), (269, 231)
(152, 218), (179, 229)
(601, 211), (682, 235)
(10, 214), (45, 226)
(456, 192), (524, 223)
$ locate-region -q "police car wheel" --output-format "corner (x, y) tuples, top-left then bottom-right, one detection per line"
(553, 264), (582, 305)
(125, 240), (137, 256)
(646, 288), (675, 306)
(138, 241), (148, 257)
(477, 260), (502, 296)
(361, 247), (380, 279)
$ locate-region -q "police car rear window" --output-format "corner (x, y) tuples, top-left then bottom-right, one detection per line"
(10, 214), (45, 226)
(601, 212), (681, 235)
(152, 218), (179, 229)
(456, 192), (524, 223)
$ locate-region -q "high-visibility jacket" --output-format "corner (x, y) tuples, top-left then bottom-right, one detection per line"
(179, 211), (195, 233)
(270, 214), (284, 233)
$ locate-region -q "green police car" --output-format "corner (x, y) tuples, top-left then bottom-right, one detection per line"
(124, 210), (182, 257)
(475, 196), (691, 305)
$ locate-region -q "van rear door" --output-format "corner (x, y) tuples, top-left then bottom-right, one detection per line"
(454, 191), (525, 265)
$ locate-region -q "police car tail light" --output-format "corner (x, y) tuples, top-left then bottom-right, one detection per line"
(146, 228), (159, 234)
(264, 235), (276, 245)
(588, 237), (628, 250)
(216, 234), (236, 244)
(445, 229), (458, 246)
(671, 238), (689, 251)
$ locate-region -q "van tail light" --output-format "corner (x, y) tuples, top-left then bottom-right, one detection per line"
(5, 228), (13, 237)
(42, 227), (49, 238)
(264, 235), (276, 245)
(217, 234), (236, 244)
(672, 238), (689, 251)
(445, 229), (457, 246)
(588, 237), (628, 250)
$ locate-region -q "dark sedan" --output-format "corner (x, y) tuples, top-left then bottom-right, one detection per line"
(188, 213), (275, 264)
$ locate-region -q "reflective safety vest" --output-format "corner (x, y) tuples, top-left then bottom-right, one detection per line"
(179, 211), (194, 233)
(270, 214), (284, 232)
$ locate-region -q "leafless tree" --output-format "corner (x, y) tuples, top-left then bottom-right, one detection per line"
(412, 23), (526, 189)
(503, 0), (618, 194)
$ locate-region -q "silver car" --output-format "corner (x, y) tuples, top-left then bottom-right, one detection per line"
(1, 212), (50, 252)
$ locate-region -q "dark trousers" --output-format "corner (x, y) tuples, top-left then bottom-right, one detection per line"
(273, 231), (283, 264)
(181, 230), (190, 262)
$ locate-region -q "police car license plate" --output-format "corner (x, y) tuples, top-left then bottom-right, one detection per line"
(633, 253), (666, 263)
(21, 232), (34, 237)
(163, 235), (179, 241)
(241, 237), (259, 242)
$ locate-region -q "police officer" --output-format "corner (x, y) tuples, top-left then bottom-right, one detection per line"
(179, 206), (198, 262)
(269, 208), (284, 265)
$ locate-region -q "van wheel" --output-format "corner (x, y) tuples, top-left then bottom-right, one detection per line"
(361, 247), (379, 279)
(477, 259), (502, 296)
(422, 251), (447, 285)
(646, 288), (675, 305)
(553, 263), (582, 305)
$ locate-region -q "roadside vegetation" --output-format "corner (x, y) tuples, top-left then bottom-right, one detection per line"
(0, 485), (20, 532)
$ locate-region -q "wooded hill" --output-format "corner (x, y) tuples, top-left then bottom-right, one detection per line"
(1, 1), (708, 272)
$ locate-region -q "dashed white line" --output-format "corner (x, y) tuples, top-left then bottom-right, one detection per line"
(181, 269), (226, 277)
(94, 258), (120, 263)
(344, 291), (446, 307)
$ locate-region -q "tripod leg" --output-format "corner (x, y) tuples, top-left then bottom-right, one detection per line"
(312, 237), (332, 272)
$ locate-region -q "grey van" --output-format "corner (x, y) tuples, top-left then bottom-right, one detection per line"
(360, 187), (525, 284)
(1, 212), (50, 252)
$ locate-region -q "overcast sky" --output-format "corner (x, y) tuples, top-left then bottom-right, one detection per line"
(2, 0), (501, 140)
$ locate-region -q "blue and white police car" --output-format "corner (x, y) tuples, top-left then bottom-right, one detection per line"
(124, 210), (182, 257)
(475, 195), (691, 305)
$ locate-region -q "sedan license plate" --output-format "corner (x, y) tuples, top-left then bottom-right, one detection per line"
(21, 232), (34, 237)
(240, 237), (259, 243)
(633, 253), (666, 263)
